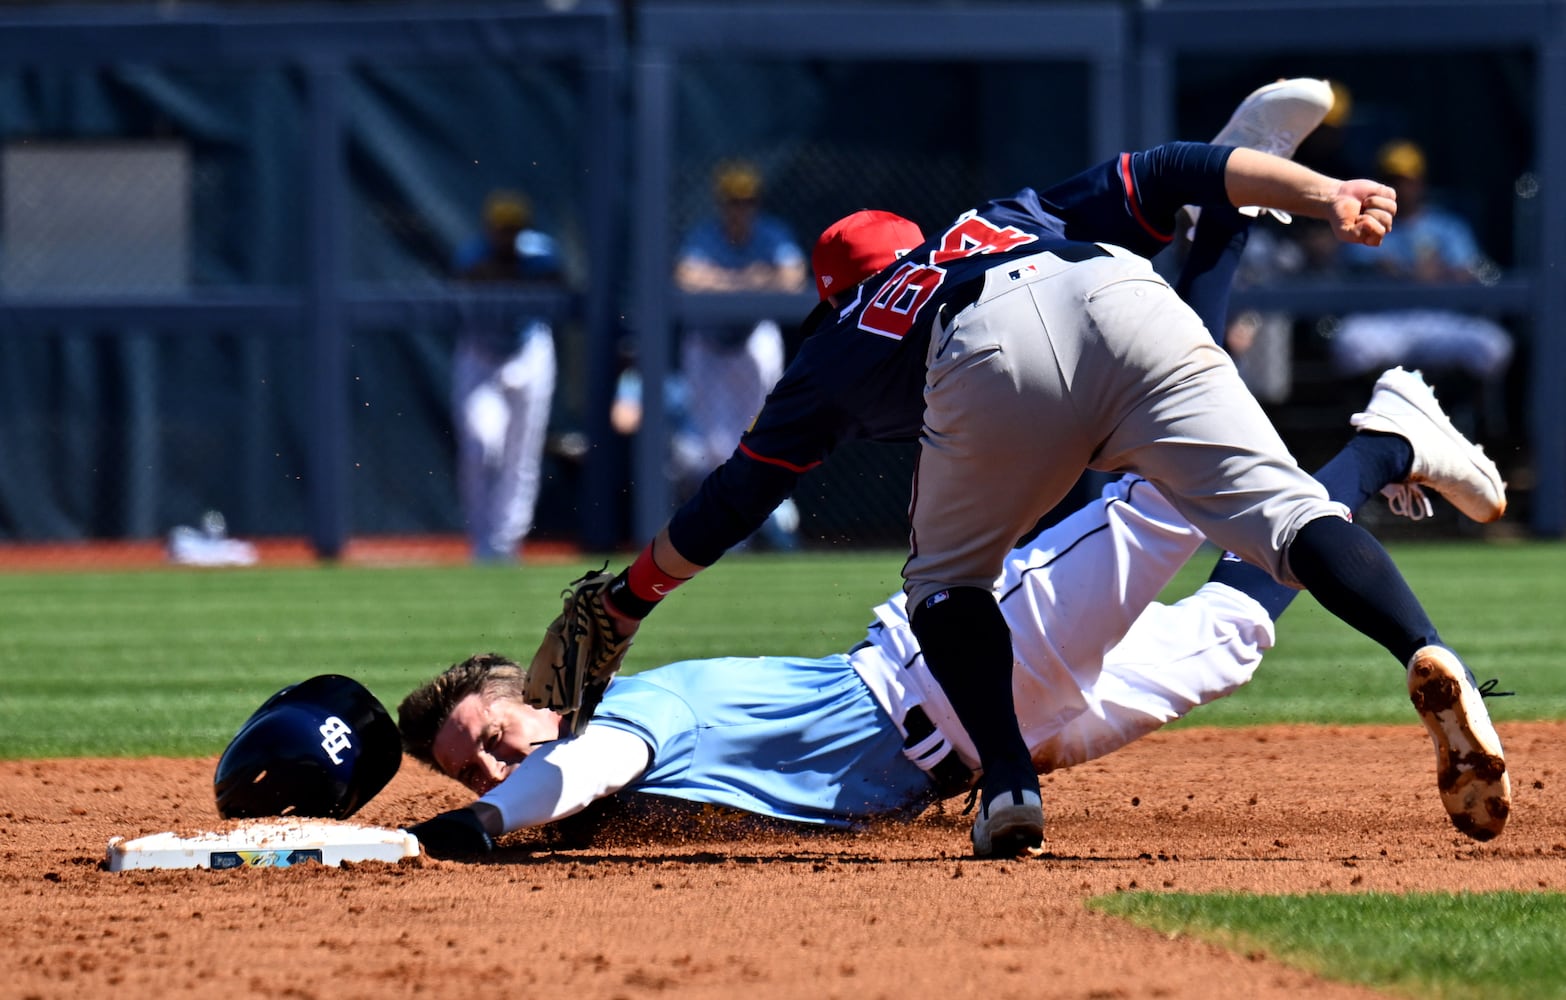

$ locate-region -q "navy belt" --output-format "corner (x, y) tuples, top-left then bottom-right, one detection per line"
(938, 243), (1112, 329)
(903, 704), (976, 799)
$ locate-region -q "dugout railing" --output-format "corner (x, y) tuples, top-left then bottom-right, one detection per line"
(0, 1), (1560, 556)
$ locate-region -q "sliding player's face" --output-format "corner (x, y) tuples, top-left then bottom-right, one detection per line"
(432, 694), (559, 794)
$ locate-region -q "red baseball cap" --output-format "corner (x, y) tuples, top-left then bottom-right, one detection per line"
(811, 210), (925, 301)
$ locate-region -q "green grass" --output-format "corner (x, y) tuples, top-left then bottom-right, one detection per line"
(0, 552), (904, 757)
(0, 540), (1561, 757)
(1090, 891), (1566, 999)
(1161, 539), (1566, 729)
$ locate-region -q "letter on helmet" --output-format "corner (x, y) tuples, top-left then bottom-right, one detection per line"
(214, 675), (402, 820)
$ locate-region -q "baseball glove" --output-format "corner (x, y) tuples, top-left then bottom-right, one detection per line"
(525, 565), (634, 735)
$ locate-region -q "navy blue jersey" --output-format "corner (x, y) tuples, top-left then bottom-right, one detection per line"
(667, 142), (1235, 566)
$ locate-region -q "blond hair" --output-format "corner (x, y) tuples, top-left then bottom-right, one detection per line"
(397, 653), (528, 768)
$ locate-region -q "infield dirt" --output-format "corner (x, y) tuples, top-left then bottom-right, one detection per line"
(6, 722), (1565, 999)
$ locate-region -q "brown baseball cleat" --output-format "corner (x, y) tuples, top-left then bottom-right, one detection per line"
(1407, 645), (1511, 841)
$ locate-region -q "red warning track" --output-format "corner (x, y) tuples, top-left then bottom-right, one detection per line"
(0, 536), (585, 571)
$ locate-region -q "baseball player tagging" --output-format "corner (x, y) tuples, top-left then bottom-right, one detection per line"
(398, 364), (1509, 855)
(559, 82), (1510, 856)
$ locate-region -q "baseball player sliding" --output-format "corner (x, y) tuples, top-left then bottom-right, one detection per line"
(401, 368), (1507, 858)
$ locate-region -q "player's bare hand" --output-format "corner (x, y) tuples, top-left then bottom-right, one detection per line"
(1330, 179), (1398, 246)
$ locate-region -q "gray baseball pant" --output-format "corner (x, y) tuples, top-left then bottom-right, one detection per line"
(904, 246), (1345, 609)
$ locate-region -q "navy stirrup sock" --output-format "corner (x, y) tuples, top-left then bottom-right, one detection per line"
(1207, 432), (1418, 624)
(1319, 432), (1414, 506)
(909, 587), (1035, 799)
(1286, 515), (1441, 664)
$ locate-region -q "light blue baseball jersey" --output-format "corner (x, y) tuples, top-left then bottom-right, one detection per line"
(588, 653), (935, 827)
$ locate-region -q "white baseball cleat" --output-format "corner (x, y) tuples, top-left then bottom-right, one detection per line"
(1407, 645), (1510, 841)
(1350, 366), (1507, 522)
(1195, 77), (1336, 226)
(1212, 77), (1335, 162)
(970, 788), (1045, 858)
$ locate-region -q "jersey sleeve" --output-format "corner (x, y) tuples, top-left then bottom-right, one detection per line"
(479, 675), (714, 833)
(477, 723), (653, 833)
(1033, 141), (1234, 258)
(1126, 141), (1234, 225)
(588, 675), (701, 776)
(666, 446), (811, 567)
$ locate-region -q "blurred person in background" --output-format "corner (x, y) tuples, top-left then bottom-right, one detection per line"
(451, 189), (567, 563)
(1218, 81), (1360, 405)
(1221, 222), (1308, 406)
(1327, 139), (1514, 439)
(673, 160), (808, 550)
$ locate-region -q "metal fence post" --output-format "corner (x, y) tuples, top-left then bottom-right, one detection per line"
(580, 22), (629, 552)
(1533, 25), (1566, 537)
(630, 48), (676, 545)
(305, 56), (349, 560)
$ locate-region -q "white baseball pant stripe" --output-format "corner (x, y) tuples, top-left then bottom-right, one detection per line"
(857, 475), (1272, 777)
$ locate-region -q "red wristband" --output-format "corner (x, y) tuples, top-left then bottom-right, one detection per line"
(624, 541), (691, 603)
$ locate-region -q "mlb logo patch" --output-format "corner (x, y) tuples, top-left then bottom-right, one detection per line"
(1007, 264), (1038, 281)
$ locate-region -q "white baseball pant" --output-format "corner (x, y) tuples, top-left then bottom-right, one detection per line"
(453, 322), (556, 560)
(856, 475), (1270, 777)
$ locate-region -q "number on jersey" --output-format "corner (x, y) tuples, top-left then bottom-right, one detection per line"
(856, 212), (1036, 340)
(931, 211), (1037, 264)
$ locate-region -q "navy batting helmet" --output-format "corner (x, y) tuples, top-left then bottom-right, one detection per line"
(214, 674), (402, 820)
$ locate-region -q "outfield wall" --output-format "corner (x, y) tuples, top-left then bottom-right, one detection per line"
(0, 0), (1558, 556)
